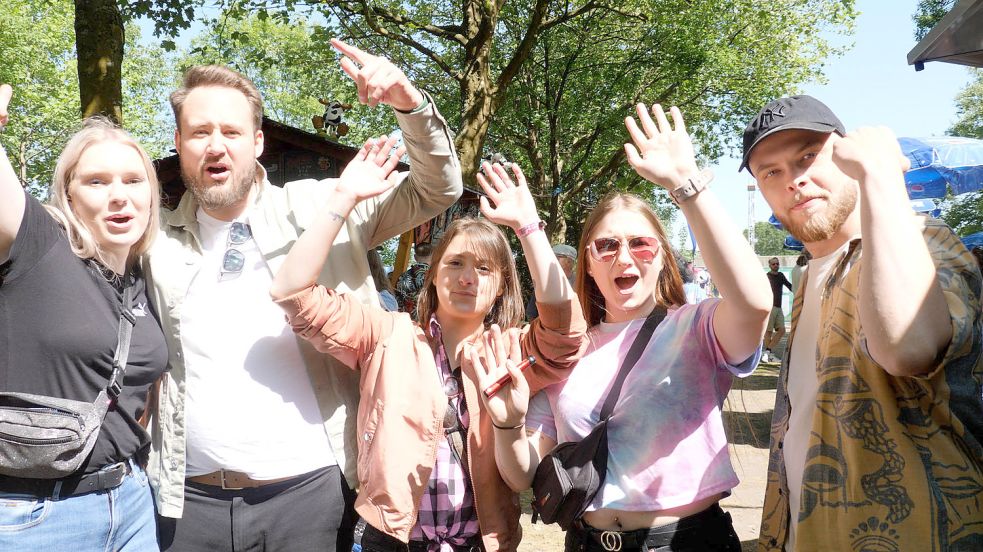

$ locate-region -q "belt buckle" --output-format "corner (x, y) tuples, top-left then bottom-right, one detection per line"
(599, 531), (622, 552)
(220, 470), (244, 490)
(101, 461), (129, 488)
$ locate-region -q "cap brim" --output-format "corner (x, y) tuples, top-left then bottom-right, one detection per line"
(740, 122), (842, 173)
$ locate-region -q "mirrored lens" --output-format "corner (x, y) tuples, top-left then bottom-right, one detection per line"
(222, 248), (245, 274)
(590, 238), (621, 261)
(628, 237), (660, 261)
(229, 222), (252, 245)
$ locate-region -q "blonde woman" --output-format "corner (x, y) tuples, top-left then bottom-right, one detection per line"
(0, 86), (166, 551)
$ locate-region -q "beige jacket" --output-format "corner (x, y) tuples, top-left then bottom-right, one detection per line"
(276, 286), (588, 551)
(145, 100), (462, 518)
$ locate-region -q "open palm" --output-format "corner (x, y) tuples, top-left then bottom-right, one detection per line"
(472, 326), (529, 428)
(477, 162), (539, 231)
(624, 103), (700, 190)
(337, 135), (406, 202)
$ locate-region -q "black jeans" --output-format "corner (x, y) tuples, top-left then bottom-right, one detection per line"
(564, 504), (742, 552)
(157, 465), (355, 552)
(353, 518), (484, 552)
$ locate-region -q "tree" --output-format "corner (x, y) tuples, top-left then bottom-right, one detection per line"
(913, 0), (955, 40)
(491, 0), (856, 241)
(0, 0), (83, 196)
(178, 12), (393, 146)
(744, 221), (789, 256)
(0, 0), (174, 194)
(75, 0), (124, 122)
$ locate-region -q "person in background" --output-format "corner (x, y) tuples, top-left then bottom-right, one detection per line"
(789, 253), (807, 296)
(763, 257), (791, 363)
(526, 243), (577, 319)
(742, 94), (983, 551)
(368, 247), (398, 311)
(0, 86), (166, 551)
(395, 241), (434, 314)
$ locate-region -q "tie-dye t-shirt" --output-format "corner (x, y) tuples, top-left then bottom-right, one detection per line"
(526, 299), (758, 511)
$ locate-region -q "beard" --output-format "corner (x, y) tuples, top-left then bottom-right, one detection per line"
(181, 163), (256, 212)
(776, 184), (858, 244)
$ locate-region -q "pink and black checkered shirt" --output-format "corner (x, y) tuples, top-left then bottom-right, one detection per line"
(408, 317), (480, 551)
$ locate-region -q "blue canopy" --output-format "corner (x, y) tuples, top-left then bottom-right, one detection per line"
(961, 232), (983, 250)
(900, 136), (983, 199)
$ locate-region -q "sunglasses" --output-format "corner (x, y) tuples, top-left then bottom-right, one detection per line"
(588, 236), (660, 263)
(220, 222), (252, 280)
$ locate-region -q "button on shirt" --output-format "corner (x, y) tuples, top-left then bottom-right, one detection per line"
(409, 316), (479, 551)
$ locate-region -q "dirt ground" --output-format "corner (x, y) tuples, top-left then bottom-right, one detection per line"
(515, 363), (780, 552)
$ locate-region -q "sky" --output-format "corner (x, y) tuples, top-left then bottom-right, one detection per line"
(686, 0), (974, 247)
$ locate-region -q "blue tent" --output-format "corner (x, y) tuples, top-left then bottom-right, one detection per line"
(900, 136), (983, 199)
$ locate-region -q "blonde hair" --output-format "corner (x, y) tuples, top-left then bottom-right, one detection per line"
(416, 218), (524, 336)
(575, 192), (685, 326)
(45, 116), (161, 269)
(170, 65), (264, 131)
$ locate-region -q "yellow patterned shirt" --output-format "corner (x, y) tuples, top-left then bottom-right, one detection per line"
(759, 217), (983, 552)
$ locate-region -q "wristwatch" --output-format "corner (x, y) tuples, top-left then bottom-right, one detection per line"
(669, 169), (714, 204)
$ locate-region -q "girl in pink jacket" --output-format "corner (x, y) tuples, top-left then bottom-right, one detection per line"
(270, 136), (587, 552)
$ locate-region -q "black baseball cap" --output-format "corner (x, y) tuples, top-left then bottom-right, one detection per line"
(740, 95), (845, 174)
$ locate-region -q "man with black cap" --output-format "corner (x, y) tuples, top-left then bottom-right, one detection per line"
(742, 95), (983, 551)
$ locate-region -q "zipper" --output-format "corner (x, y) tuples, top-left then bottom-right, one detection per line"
(1, 406), (85, 430)
(0, 430), (75, 445)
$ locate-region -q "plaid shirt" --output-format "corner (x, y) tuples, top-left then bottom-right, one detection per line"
(409, 317), (479, 550)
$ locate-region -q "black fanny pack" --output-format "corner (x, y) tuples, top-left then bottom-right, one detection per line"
(0, 285), (135, 479)
(531, 308), (666, 529)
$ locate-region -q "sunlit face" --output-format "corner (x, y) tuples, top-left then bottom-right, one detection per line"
(69, 141), (153, 264)
(175, 85), (263, 220)
(750, 129), (859, 249)
(433, 234), (503, 327)
(586, 210), (663, 324)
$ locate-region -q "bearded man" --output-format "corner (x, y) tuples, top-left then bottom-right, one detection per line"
(743, 95), (983, 551)
(145, 40), (462, 552)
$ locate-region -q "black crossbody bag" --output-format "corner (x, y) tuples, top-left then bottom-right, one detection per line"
(0, 285), (135, 479)
(531, 307), (666, 529)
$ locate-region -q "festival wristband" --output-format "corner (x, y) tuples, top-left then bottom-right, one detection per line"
(516, 220), (545, 238)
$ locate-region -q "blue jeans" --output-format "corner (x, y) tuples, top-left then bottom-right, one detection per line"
(0, 460), (158, 551)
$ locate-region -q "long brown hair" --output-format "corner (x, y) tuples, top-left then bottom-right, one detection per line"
(575, 192), (685, 326)
(416, 218), (524, 337)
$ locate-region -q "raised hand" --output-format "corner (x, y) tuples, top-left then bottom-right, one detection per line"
(477, 162), (540, 231)
(624, 103), (700, 190)
(0, 84), (11, 128)
(831, 126), (910, 184)
(331, 39), (424, 112)
(336, 135), (406, 203)
(472, 325), (529, 429)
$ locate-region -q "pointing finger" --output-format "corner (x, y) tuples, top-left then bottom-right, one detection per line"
(331, 38), (371, 66)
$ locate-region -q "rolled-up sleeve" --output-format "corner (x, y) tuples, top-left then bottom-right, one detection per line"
(522, 297), (589, 395)
(355, 92), (463, 248)
(275, 285), (393, 370)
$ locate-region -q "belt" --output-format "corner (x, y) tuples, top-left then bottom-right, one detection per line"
(0, 461), (132, 498)
(571, 504), (731, 551)
(187, 469), (297, 490)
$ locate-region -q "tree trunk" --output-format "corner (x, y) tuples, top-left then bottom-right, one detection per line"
(74, 0), (124, 124)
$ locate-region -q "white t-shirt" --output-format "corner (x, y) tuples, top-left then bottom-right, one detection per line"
(181, 208), (335, 479)
(784, 242), (850, 550)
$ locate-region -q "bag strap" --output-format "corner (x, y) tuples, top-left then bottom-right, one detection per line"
(105, 284), (136, 402)
(598, 306), (667, 421)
